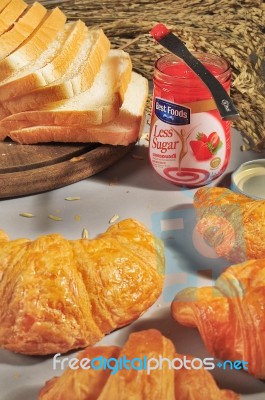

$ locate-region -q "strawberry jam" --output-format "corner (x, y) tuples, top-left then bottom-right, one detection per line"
(149, 52), (232, 187)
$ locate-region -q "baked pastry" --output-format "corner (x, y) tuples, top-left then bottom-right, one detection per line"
(0, 219), (164, 355)
(39, 329), (238, 399)
(171, 258), (265, 379)
(193, 186), (265, 262)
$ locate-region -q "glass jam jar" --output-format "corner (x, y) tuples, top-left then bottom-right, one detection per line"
(149, 52), (232, 187)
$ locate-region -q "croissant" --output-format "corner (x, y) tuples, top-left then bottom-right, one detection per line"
(193, 186), (265, 263)
(0, 219), (164, 355)
(171, 258), (265, 379)
(39, 329), (238, 400)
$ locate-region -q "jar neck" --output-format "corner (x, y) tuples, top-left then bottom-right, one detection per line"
(154, 52), (231, 89)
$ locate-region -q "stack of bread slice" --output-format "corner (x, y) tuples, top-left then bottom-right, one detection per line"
(0, 1), (148, 145)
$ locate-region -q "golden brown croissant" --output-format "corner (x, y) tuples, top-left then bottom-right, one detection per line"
(0, 219), (164, 355)
(193, 186), (265, 262)
(171, 258), (265, 379)
(39, 329), (238, 400)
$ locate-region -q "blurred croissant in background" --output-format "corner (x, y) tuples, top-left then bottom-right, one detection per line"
(193, 187), (265, 263)
(39, 329), (239, 400)
(171, 258), (265, 379)
(0, 219), (164, 355)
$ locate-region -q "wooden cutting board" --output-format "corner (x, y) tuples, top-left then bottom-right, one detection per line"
(0, 140), (134, 199)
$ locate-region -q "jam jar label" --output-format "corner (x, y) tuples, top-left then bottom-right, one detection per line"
(149, 98), (231, 187)
(155, 98), (190, 125)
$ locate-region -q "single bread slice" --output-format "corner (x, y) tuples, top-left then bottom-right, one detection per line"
(0, 0), (27, 35)
(0, 7), (66, 82)
(7, 72), (148, 145)
(0, 2), (47, 60)
(0, 20), (88, 102)
(0, 49), (132, 136)
(0, 28), (110, 115)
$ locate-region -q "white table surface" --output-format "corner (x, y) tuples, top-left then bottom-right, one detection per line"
(0, 128), (265, 399)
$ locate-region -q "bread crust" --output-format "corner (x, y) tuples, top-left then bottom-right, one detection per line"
(7, 122), (140, 145)
(0, 20), (88, 102)
(0, 0), (27, 35)
(1, 72), (148, 143)
(0, 50), (132, 134)
(0, 2), (47, 60)
(0, 0), (13, 14)
(0, 7), (67, 81)
(0, 29), (110, 113)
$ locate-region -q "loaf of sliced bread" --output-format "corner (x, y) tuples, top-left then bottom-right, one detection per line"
(7, 72), (148, 145)
(0, 49), (132, 137)
(0, 20), (88, 102)
(0, 28), (110, 115)
(0, 7), (66, 82)
(0, 0), (27, 35)
(0, 2), (47, 60)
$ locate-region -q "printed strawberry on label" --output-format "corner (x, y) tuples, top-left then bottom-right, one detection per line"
(208, 131), (220, 149)
(197, 132), (208, 142)
(190, 140), (213, 161)
(190, 131), (223, 162)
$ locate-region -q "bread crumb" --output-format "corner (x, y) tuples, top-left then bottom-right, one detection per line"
(109, 214), (119, 224)
(74, 215), (81, 222)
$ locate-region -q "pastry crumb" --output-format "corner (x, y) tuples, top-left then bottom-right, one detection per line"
(74, 215), (81, 222)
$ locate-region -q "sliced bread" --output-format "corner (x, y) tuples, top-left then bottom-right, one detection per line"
(0, 7), (66, 82)
(0, 28), (110, 115)
(0, 19), (88, 101)
(7, 72), (148, 145)
(0, 0), (27, 35)
(0, 2), (47, 60)
(0, 49), (132, 136)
